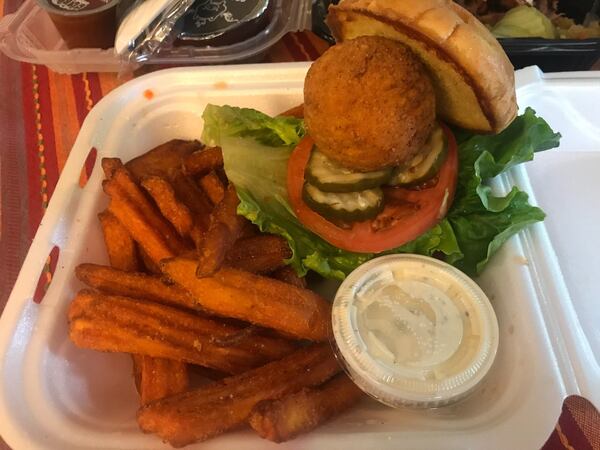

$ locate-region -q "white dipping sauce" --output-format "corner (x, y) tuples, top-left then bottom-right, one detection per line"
(332, 255), (498, 408)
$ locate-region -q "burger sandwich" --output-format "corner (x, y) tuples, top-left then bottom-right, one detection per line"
(201, 0), (561, 279)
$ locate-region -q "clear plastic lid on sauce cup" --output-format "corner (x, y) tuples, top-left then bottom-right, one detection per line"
(331, 254), (499, 408)
(37, 0), (119, 49)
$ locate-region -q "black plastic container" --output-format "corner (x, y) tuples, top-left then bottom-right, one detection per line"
(499, 38), (600, 71)
(498, 0), (600, 72)
(312, 0), (600, 72)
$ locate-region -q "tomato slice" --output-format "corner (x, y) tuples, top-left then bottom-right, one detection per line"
(287, 125), (458, 253)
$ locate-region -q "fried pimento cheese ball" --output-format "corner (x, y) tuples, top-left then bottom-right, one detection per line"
(304, 36), (436, 172)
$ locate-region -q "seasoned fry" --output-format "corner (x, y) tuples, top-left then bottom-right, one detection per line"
(238, 220), (259, 239)
(137, 344), (340, 447)
(249, 374), (364, 442)
(125, 140), (203, 181)
(209, 325), (257, 347)
(98, 203), (179, 407)
(188, 226), (205, 253)
(215, 167), (229, 185)
(133, 356), (189, 405)
(183, 146), (223, 176)
(187, 364), (227, 382)
(225, 235), (292, 274)
(69, 290), (295, 373)
(105, 166), (187, 254)
(98, 210), (139, 272)
(75, 263), (196, 310)
(271, 265), (307, 289)
(70, 137), (365, 448)
(106, 194), (174, 264)
(101, 157), (124, 179)
(195, 222), (229, 277)
(196, 185), (246, 277)
(141, 176), (194, 238)
(198, 170), (225, 205)
(160, 258), (332, 341)
(139, 247), (161, 274)
(170, 172), (212, 232)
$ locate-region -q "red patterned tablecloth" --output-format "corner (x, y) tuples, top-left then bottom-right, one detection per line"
(0, 0), (598, 448)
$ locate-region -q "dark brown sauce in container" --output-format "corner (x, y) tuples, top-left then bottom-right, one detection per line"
(37, 0), (119, 49)
(176, 0), (273, 47)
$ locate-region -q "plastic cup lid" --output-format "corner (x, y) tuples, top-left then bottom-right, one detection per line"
(331, 254), (499, 408)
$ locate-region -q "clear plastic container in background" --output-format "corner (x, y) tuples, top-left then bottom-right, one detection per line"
(0, 0), (121, 72)
(129, 0), (311, 65)
(0, 0), (311, 74)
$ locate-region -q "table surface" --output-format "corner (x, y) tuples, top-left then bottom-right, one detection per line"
(0, 0), (599, 448)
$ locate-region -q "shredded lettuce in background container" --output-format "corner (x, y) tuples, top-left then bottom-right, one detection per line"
(202, 105), (561, 280)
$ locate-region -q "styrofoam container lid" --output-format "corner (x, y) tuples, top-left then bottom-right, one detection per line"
(332, 255), (499, 408)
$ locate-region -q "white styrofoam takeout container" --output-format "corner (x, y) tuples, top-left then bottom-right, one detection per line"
(0, 64), (598, 449)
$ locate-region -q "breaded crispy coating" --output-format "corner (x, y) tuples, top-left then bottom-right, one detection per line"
(304, 36), (436, 171)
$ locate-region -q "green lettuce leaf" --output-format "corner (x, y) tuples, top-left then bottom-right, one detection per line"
(202, 104), (305, 148)
(447, 108), (560, 273)
(451, 107), (561, 214)
(202, 104), (560, 278)
(450, 192), (546, 274)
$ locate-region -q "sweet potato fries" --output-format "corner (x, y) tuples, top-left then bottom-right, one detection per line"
(66, 139), (359, 448)
(133, 355), (189, 406)
(249, 373), (364, 442)
(69, 290), (294, 373)
(161, 258), (331, 341)
(137, 344), (340, 447)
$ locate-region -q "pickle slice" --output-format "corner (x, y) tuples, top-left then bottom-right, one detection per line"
(306, 150), (392, 193)
(388, 125), (447, 187)
(302, 182), (384, 222)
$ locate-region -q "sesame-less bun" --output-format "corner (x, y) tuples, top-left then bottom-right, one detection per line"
(327, 0), (517, 134)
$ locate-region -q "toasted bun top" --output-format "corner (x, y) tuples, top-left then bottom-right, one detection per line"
(327, 0), (517, 134)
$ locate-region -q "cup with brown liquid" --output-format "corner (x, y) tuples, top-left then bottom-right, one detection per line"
(37, 0), (120, 49)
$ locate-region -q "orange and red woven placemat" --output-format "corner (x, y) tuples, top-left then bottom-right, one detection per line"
(0, 0), (598, 448)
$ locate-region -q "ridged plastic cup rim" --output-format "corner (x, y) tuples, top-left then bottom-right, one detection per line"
(331, 254), (499, 408)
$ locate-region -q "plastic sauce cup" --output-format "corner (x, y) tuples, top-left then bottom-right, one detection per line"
(331, 254), (499, 408)
(37, 0), (119, 49)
